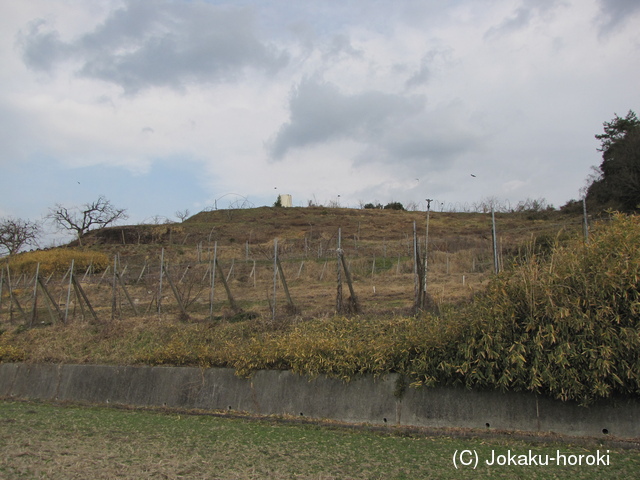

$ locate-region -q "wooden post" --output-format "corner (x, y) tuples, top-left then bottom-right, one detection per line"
(0, 268), (4, 318)
(215, 259), (241, 313)
(339, 250), (360, 314)
(72, 276), (99, 323)
(179, 265), (190, 284)
(64, 260), (74, 323)
(164, 263), (188, 319)
(297, 261), (304, 279)
(6, 266), (27, 323)
(423, 199), (432, 309)
(272, 239), (278, 321)
(37, 277), (63, 323)
(29, 263), (40, 327)
(112, 255), (118, 320)
(209, 241), (217, 320)
(136, 262), (148, 284)
(158, 248), (164, 314)
(492, 208), (499, 274)
(226, 259), (235, 282)
(276, 257), (296, 311)
(117, 273), (139, 315)
(251, 260), (256, 288)
(336, 228), (343, 313)
(413, 221), (424, 312)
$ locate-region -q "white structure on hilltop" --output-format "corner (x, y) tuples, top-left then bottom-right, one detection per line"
(280, 194), (293, 207)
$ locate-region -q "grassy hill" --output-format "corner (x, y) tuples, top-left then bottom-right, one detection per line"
(16, 206), (584, 316)
(7, 207), (640, 405)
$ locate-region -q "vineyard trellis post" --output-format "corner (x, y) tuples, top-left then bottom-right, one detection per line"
(114, 255), (138, 316)
(491, 208), (499, 274)
(214, 258), (240, 314)
(422, 199), (432, 310)
(29, 263), (40, 327)
(36, 274), (63, 324)
(0, 268), (3, 318)
(338, 248), (360, 314)
(163, 262), (188, 319)
(158, 248), (164, 314)
(208, 241), (217, 320)
(64, 260), (74, 323)
(276, 254), (296, 314)
(272, 238), (278, 321)
(336, 228), (343, 313)
(72, 273), (99, 323)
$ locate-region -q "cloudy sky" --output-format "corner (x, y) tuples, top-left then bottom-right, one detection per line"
(1, 0), (639, 242)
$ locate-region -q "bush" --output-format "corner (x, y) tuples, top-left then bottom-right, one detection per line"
(383, 202), (405, 211)
(5, 249), (110, 276)
(410, 213), (640, 405)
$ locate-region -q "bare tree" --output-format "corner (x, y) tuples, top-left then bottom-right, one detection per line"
(0, 217), (41, 256)
(175, 209), (191, 223)
(47, 196), (128, 245)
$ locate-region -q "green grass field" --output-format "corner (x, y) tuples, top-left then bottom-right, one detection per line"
(1, 401), (638, 479)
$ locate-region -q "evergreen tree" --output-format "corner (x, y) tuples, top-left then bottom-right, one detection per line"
(587, 110), (640, 212)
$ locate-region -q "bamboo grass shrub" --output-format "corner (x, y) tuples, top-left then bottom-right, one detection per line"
(410, 213), (640, 405)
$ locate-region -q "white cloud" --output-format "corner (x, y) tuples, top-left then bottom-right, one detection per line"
(0, 0), (638, 223)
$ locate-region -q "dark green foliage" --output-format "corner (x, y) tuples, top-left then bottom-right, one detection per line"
(587, 110), (640, 212)
(410, 213), (640, 405)
(383, 202), (404, 211)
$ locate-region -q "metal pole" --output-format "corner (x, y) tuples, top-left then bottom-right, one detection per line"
(491, 208), (499, 274)
(272, 239), (278, 321)
(424, 199), (432, 305)
(30, 263), (40, 326)
(65, 259), (74, 323)
(209, 241), (217, 320)
(158, 248), (164, 314)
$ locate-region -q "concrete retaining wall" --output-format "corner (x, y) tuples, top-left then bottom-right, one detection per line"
(1, 363), (639, 439)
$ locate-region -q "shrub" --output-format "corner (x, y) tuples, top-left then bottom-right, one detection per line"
(5, 249), (110, 276)
(383, 202), (405, 211)
(410, 213), (640, 405)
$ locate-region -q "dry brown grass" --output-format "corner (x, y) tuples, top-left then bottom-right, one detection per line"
(1, 207), (582, 324)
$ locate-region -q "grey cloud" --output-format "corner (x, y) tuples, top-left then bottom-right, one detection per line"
(268, 78), (480, 171)
(268, 78), (425, 160)
(17, 20), (71, 72)
(323, 34), (363, 60)
(484, 0), (564, 39)
(353, 112), (482, 174)
(17, 0), (289, 93)
(484, 7), (533, 38)
(405, 59), (430, 89)
(405, 47), (453, 89)
(597, 0), (640, 35)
